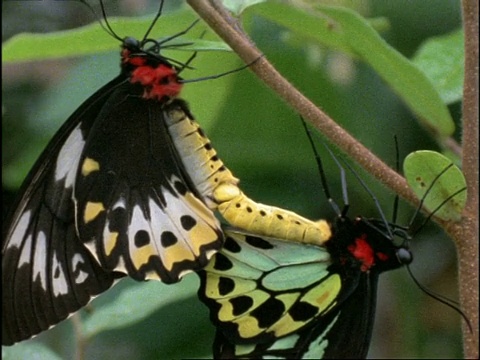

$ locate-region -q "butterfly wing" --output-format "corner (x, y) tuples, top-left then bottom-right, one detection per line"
(209, 274), (376, 359)
(2, 77), (126, 345)
(3, 80), (224, 344)
(74, 90), (223, 283)
(199, 218), (407, 359)
(198, 229), (354, 358)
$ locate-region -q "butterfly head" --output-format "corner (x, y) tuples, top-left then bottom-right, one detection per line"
(328, 215), (412, 274)
(120, 37), (183, 102)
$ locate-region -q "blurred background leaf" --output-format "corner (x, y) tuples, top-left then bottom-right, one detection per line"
(2, 0), (464, 359)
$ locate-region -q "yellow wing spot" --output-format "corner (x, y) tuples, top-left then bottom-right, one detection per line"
(162, 243), (196, 272)
(271, 293), (311, 337)
(235, 312), (264, 339)
(131, 243), (157, 272)
(81, 157), (100, 176)
(84, 202), (105, 223)
(182, 192), (221, 255)
(188, 223), (220, 256)
(303, 274), (341, 313)
(104, 231), (118, 256)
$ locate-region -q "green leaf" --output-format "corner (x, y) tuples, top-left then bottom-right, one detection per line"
(2, 11), (230, 63)
(81, 275), (198, 338)
(403, 150), (466, 221)
(412, 29), (464, 105)
(2, 342), (62, 360)
(250, 3), (455, 137)
(223, 0), (267, 15)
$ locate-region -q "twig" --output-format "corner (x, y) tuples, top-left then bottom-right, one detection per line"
(453, 1), (479, 358)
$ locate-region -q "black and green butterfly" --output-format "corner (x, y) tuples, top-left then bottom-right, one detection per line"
(197, 135), (465, 359)
(199, 219), (411, 359)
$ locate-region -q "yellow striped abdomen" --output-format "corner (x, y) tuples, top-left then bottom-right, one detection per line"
(165, 101), (331, 246)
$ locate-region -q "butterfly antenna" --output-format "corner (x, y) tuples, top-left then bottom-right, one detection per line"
(299, 119), (343, 216)
(141, 0), (165, 43)
(411, 186), (466, 237)
(141, 14), (264, 83)
(321, 143), (351, 217)
(174, 28), (208, 75)
(79, 0), (123, 42)
(141, 20), (202, 72)
(402, 163), (470, 331)
(406, 265), (473, 333)
(339, 158), (395, 239)
(406, 163), (459, 233)
(180, 55), (264, 84)
(152, 19), (201, 47)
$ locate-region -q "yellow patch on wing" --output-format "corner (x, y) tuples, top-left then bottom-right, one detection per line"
(302, 274), (340, 312)
(104, 231), (118, 256)
(269, 293), (303, 337)
(182, 192), (221, 255)
(162, 242), (196, 271)
(131, 243), (158, 271)
(81, 157), (100, 176)
(234, 313), (264, 339)
(84, 202), (105, 223)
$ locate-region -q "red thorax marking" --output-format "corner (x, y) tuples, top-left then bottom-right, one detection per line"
(122, 49), (183, 101)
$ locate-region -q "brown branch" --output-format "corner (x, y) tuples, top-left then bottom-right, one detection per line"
(455, 1), (479, 358)
(187, 0), (419, 208)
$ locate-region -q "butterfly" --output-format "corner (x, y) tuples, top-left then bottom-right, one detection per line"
(197, 124), (467, 358)
(2, 1), (353, 346)
(2, 2), (229, 345)
(198, 220), (411, 359)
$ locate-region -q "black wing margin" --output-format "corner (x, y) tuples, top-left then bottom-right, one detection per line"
(2, 77), (126, 345)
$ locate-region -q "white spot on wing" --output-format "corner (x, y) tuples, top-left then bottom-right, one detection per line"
(55, 124), (85, 187)
(112, 197), (126, 210)
(9, 211), (32, 249)
(147, 198), (170, 259)
(128, 205), (153, 255)
(72, 253), (89, 284)
(160, 186), (193, 242)
(129, 205), (150, 240)
(51, 251), (69, 296)
(18, 234), (32, 268)
(128, 201), (169, 265)
(114, 256), (128, 273)
(32, 231), (48, 290)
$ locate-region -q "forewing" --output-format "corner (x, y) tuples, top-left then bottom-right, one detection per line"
(2, 78), (125, 345)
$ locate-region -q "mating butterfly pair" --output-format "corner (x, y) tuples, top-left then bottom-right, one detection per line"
(1, 0), (333, 349)
(2, 2), (463, 359)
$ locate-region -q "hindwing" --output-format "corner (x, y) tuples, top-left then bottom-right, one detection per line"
(198, 221), (405, 359)
(198, 229), (347, 359)
(74, 91), (223, 282)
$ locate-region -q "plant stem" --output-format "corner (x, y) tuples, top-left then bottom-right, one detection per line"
(456, 1), (479, 358)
